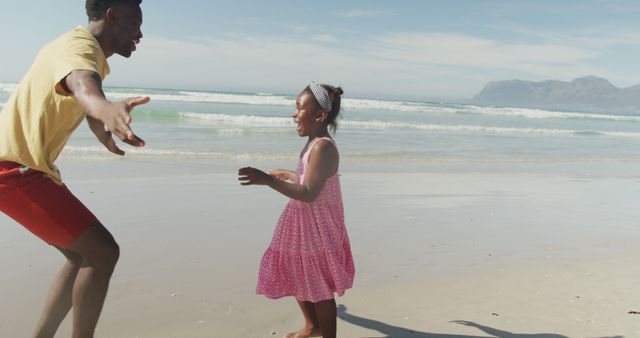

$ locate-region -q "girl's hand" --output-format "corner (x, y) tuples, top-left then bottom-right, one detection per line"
(238, 167), (274, 186)
(269, 169), (295, 182)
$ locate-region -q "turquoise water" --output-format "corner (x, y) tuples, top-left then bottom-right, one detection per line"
(2, 82), (640, 166)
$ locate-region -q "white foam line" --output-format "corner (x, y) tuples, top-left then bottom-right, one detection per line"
(0, 82), (17, 93)
(180, 112), (640, 138)
(179, 112), (292, 127)
(106, 90), (295, 106)
(3, 81), (638, 122)
(463, 105), (640, 122)
(60, 145), (297, 160)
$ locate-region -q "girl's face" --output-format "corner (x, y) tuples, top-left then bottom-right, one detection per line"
(293, 91), (326, 137)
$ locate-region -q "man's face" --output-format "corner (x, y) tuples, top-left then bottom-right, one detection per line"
(109, 3), (143, 58)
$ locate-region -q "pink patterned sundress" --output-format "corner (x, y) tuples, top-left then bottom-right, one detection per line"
(256, 136), (355, 303)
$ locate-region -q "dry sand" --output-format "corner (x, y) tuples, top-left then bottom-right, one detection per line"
(0, 158), (639, 337)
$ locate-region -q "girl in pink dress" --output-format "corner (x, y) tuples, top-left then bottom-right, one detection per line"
(239, 82), (355, 338)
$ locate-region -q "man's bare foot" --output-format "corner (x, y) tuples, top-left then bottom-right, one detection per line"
(283, 326), (321, 338)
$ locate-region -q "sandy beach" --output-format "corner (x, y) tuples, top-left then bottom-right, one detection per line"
(1, 157), (639, 337)
(3, 0), (640, 336)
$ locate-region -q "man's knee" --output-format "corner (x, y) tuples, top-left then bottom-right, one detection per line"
(110, 241), (120, 265)
(98, 239), (120, 271)
(91, 221), (119, 268)
(69, 221), (120, 271)
(57, 247), (84, 267)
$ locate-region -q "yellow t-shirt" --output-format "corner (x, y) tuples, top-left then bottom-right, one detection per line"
(0, 26), (110, 185)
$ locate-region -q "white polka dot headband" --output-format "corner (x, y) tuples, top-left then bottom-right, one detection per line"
(309, 81), (332, 112)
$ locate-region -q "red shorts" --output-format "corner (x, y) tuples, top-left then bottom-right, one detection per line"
(0, 161), (96, 248)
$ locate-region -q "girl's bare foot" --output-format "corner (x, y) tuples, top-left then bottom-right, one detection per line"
(283, 326), (321, 338)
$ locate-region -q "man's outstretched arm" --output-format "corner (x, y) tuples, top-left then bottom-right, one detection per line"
(63, 69), (148, 146)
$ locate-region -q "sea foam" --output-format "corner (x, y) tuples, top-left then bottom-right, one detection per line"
(179, 112), (640, 138)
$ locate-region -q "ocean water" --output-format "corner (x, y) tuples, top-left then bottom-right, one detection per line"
(1, 82), (640, 170)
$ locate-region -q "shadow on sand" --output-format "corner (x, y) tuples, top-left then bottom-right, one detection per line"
(337, 305), (623, 338)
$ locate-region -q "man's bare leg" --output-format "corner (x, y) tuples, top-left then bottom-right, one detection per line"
(66, 221), (119, 338)
(32, 248), (83, 338)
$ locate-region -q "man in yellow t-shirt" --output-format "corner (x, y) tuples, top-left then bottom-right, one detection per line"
(0, 1), (147, 336)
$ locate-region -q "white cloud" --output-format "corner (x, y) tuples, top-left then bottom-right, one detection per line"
(104, 29), (636, 99)
(512, 27), (640, 49)
(107, 34), (457, 98)
(312, 34), (337, 43)
(370, 32), (598, 68)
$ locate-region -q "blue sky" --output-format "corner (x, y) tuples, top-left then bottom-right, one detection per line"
(1, 1), (640, 100)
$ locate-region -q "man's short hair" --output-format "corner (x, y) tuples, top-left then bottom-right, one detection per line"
(86, 0), (142, 21)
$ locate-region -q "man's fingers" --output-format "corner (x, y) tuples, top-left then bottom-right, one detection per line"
(104, 138), (125, 156)
(111, 146), (125, 156)
(124, 130), (134, 140)
(113, 127), (135, 142)
(116, 98), (148, 139)
(115, 123), (134, 140)
(127, 96), (150, 109)
(109, 112), (133, 138)
(111, 129), (127, 141)
(123, 134), (145, 147)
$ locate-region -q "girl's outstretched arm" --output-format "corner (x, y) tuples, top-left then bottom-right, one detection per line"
(269, 169), (296, 182)
(239, 139), (338, 202)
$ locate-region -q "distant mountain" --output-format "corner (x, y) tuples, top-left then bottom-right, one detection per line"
(472, 76), (640, 113)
